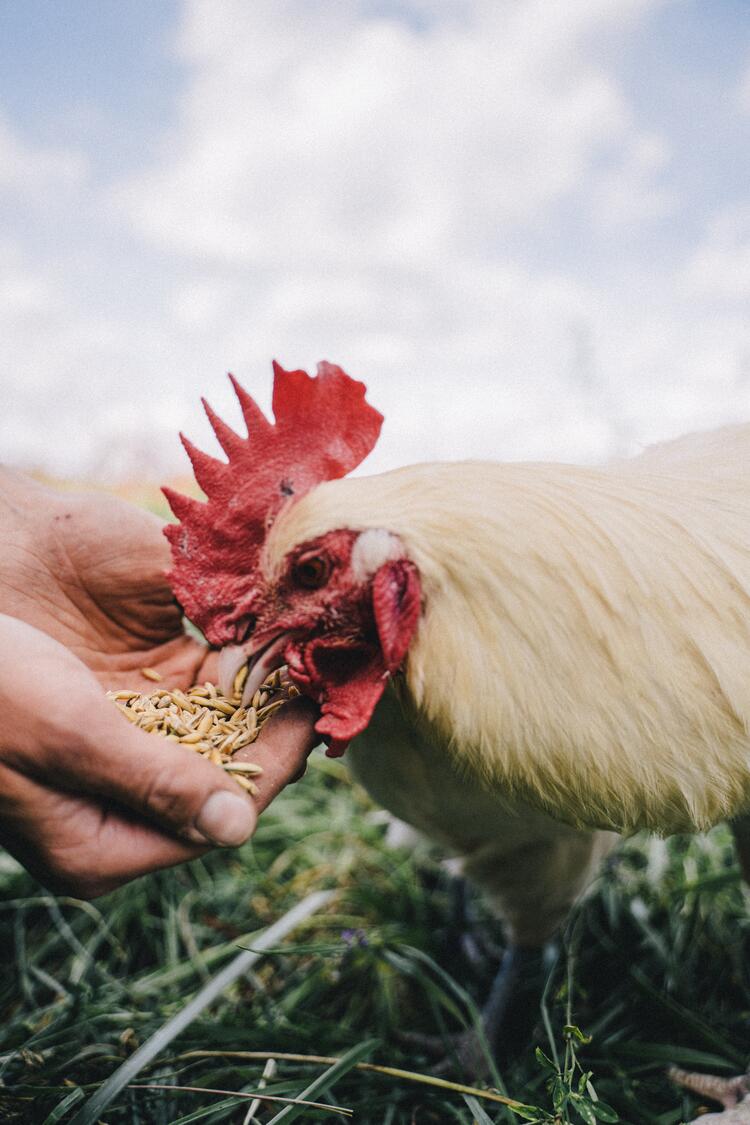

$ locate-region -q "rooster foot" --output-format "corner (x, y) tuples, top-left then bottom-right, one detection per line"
(445, 878), (503, 972)
(669, 1066), (750, 1124)
(401, 945), (544, 1079)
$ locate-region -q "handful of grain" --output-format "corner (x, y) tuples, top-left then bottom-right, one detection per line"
(106, 665), (299, 796)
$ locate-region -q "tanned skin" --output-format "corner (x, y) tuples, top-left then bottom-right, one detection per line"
(0, 468), (318, 898)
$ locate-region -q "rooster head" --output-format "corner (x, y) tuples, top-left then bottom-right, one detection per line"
(163, 361), (422, 756)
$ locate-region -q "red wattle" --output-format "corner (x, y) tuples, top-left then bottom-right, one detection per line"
(285, 633), (391, 751)
(322, 737), (350, 758)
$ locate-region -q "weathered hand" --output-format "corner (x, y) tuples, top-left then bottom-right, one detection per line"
(0, 470), (319, 896)
(0, 468), (217, 691)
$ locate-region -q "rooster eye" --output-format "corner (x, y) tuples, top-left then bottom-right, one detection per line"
(292, 554), (331, 589)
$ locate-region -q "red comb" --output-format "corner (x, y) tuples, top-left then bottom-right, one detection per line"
(163, 360), (383, 644)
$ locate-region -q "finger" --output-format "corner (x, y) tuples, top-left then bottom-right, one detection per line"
(194, 645), (220, 686)
(0, 616), (257, 850)
(0, 763), (208, 898)
(234, 697), (320, 814)
(139, 635), (220, 693)
(26, 687), (260, 849)
(96, 633), (218, 694)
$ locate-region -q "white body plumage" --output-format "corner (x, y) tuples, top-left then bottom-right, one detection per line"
(267, 424), (750, 941)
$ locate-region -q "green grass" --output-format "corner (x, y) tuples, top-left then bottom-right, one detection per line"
(0, 753), (748, 1124)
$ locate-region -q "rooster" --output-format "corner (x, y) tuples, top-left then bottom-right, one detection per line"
(162, 360), (750, 1066)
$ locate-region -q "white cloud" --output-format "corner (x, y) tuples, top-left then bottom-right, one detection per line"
(0, 244), (53, 317)
(0, 114), (87, 195)
(681, 204), (750, 301)
(590, 132), (673, 229)
(171, 278), (238, 331)
(97, 0), (694, 472)
(117, 0), (667, 268)
(4, 0), (750, 486)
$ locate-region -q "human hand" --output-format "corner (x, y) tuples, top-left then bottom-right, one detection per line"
(0, 471), (319, 895)
(0, 613), (319, 896)
(0, 467), (220, 690)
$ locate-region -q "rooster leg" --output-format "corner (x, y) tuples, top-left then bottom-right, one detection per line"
(481, 944), (543, 1051)
(448, 877), (503, 971)
(401, 944), (544, 1077)
(451, 877), (481, 968)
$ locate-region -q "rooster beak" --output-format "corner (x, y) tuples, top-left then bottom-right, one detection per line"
(218, 632), (292, 705)
(218, 643), (255, 699)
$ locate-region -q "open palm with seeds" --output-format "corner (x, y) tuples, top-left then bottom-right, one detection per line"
(0, 468), (318, 897)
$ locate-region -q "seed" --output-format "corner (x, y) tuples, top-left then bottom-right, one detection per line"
(195, 710), (213, 736)
(257, 699), (286, 721)
(166, 717), (189, 736)
(233, 664), (249, 696)
(230, 732), (254, 751)
(197, 698), (234, 717)
(106, 666), (296, 786)
(219, 729), (242, 753)
(170, 690), (195, 711)
(140, 667), (162, 682)
(233, 776), (259, 795)
(223, 761), (264, 775)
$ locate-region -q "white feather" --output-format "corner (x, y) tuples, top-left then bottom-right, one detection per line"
(269, 423), (750, 836)
(349, 528), (403, 582)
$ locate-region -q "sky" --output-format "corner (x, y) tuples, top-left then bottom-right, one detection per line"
(1, 0), (749, 481)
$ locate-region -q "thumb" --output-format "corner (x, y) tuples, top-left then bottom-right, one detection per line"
(41, 691), (258, 848)
(0, 613), (257, 848)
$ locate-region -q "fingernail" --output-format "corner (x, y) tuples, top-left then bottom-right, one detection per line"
(194, 791), (257, 847)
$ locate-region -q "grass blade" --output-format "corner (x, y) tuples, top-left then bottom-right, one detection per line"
(464, 1094), (500, 1124)
(41, 1087), (84, 1124)
(129, 1082), (352, 1116)
(264, 1039), (378, 1124)
(67, 890), (333, 1125)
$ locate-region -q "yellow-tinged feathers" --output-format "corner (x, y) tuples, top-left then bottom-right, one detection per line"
(267, 425), (750, 836)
